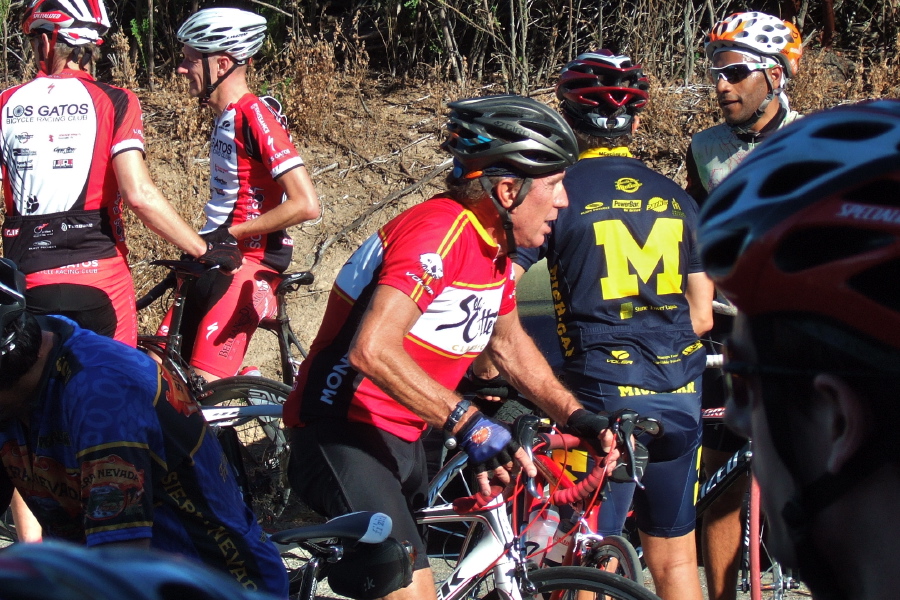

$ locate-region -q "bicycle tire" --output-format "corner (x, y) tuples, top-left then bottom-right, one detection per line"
(582, 534), (643, 583)
(485, 566), (659, 600)
(199, 376), (292, 526)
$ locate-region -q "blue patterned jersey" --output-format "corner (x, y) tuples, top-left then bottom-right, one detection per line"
(517, 155), (706, 391)
(0, 316), (287, 596)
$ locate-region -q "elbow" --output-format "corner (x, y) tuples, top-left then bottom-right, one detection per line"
(693, 314), (714, 337)
(347, 339), (379, 376)
(301, 200), (321, 222)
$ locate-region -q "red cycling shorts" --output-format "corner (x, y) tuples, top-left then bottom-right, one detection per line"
(26, 256), (137, 346)
(157, 260), (280, 379)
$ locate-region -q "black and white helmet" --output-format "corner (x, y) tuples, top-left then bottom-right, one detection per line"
(443, 95), (578, 178)
(177, 8), (267, 63)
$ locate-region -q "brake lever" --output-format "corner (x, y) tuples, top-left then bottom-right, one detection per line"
(512, 415), (542, 498)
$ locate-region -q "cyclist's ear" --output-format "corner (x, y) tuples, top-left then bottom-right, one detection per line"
(811, 373), (872, 475)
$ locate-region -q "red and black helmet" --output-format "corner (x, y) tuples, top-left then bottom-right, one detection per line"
(556, 50), (650, 139)
(698, 100), (900, 350)
(23, 0), (110, 44)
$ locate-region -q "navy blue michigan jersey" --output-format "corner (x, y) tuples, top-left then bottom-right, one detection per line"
(517, 156), (706, 391)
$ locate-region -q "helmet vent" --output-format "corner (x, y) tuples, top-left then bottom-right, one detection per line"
(775, 226), (895, 273)
(702, 230), (748, 278)
(758, 162), (842, 198)
(702, 182), (745, 222)
(812, 121), (892, 141)
(849, 258), (900, 313)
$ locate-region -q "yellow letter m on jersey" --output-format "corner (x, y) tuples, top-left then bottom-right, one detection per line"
(594, 218), (684, 300)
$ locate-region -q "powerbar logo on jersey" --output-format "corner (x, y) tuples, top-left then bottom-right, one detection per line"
(614, 177), (642, 193)
(251, 102), (271, 134)
(4, 103), (90, 124)
(53, 159), (74, 169)
(612, 200), (642, 211)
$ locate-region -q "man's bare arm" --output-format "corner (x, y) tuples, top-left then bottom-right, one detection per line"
(227, 166), (320, 240)
(113, 150), (207, 258)
(347, 284), (472, 431)
(486, 309), (582, 426)
(686, 271), (715, 336)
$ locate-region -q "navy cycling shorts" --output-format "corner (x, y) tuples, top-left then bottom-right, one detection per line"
(287, 419), (431, 570)
(563, 372), (702, 538)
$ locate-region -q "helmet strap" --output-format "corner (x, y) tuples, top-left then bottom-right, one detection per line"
(730, 70), (778, 136)
(480, 175), (527, 261)
(199, 53), (244, 107)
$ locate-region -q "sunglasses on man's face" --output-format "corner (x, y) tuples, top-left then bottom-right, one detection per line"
(708, 61), (777, 84)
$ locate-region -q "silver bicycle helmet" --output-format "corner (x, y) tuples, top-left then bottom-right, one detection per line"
(177, 8), (267, 63)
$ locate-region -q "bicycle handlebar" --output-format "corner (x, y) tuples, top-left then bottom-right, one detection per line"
(451, 412), (663, 513)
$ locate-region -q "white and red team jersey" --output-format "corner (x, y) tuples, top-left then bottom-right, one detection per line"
(0, 69), (143, 274)
(284, 195), (517, 441)
(202, 93), (303, 272)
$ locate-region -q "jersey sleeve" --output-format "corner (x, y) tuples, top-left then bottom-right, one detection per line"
(110, 88), (146, 157)
(243, 97), (304, 178)
(377, 216), (453, 313)
(65, 363), (162, 545)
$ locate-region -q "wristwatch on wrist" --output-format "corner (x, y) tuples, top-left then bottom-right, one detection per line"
(443, 398), (472, 433)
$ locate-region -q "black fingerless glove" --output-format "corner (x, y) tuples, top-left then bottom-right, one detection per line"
(198, 232), (242, 271)
(457, 366), (512, 400)
(564, 408), (611, 456)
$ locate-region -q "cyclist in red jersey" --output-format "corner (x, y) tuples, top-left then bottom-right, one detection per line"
(699, 100), (900, 600)
(285, 95), (619, 600)
(0, 0), (238, 349)
(171, 7), (321, 383)
(1, 0), (242, 549)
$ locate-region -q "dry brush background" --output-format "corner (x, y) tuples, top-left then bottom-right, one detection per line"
(0, 1), (898, 374)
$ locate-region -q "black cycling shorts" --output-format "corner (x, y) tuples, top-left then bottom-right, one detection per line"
(287, 419), (430, 570)
(26, 283), (117, 339)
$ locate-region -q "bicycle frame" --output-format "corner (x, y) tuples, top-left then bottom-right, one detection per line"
(418, 497), (526, 600)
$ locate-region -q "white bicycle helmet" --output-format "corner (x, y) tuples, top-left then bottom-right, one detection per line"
(23, 0), (110, 45)
(177, 8), (267, 63)
(705, 12), (803, 79)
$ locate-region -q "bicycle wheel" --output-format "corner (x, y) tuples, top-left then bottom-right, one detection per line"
(582, 535), (643, 583)
(199, 376), (292, 526)
(525, 566), (659, 600)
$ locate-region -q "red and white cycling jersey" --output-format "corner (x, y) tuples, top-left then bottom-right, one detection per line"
(202, 93), (303, 272)
(285, 195), (517, 441)
(0, 69), (143, 274)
